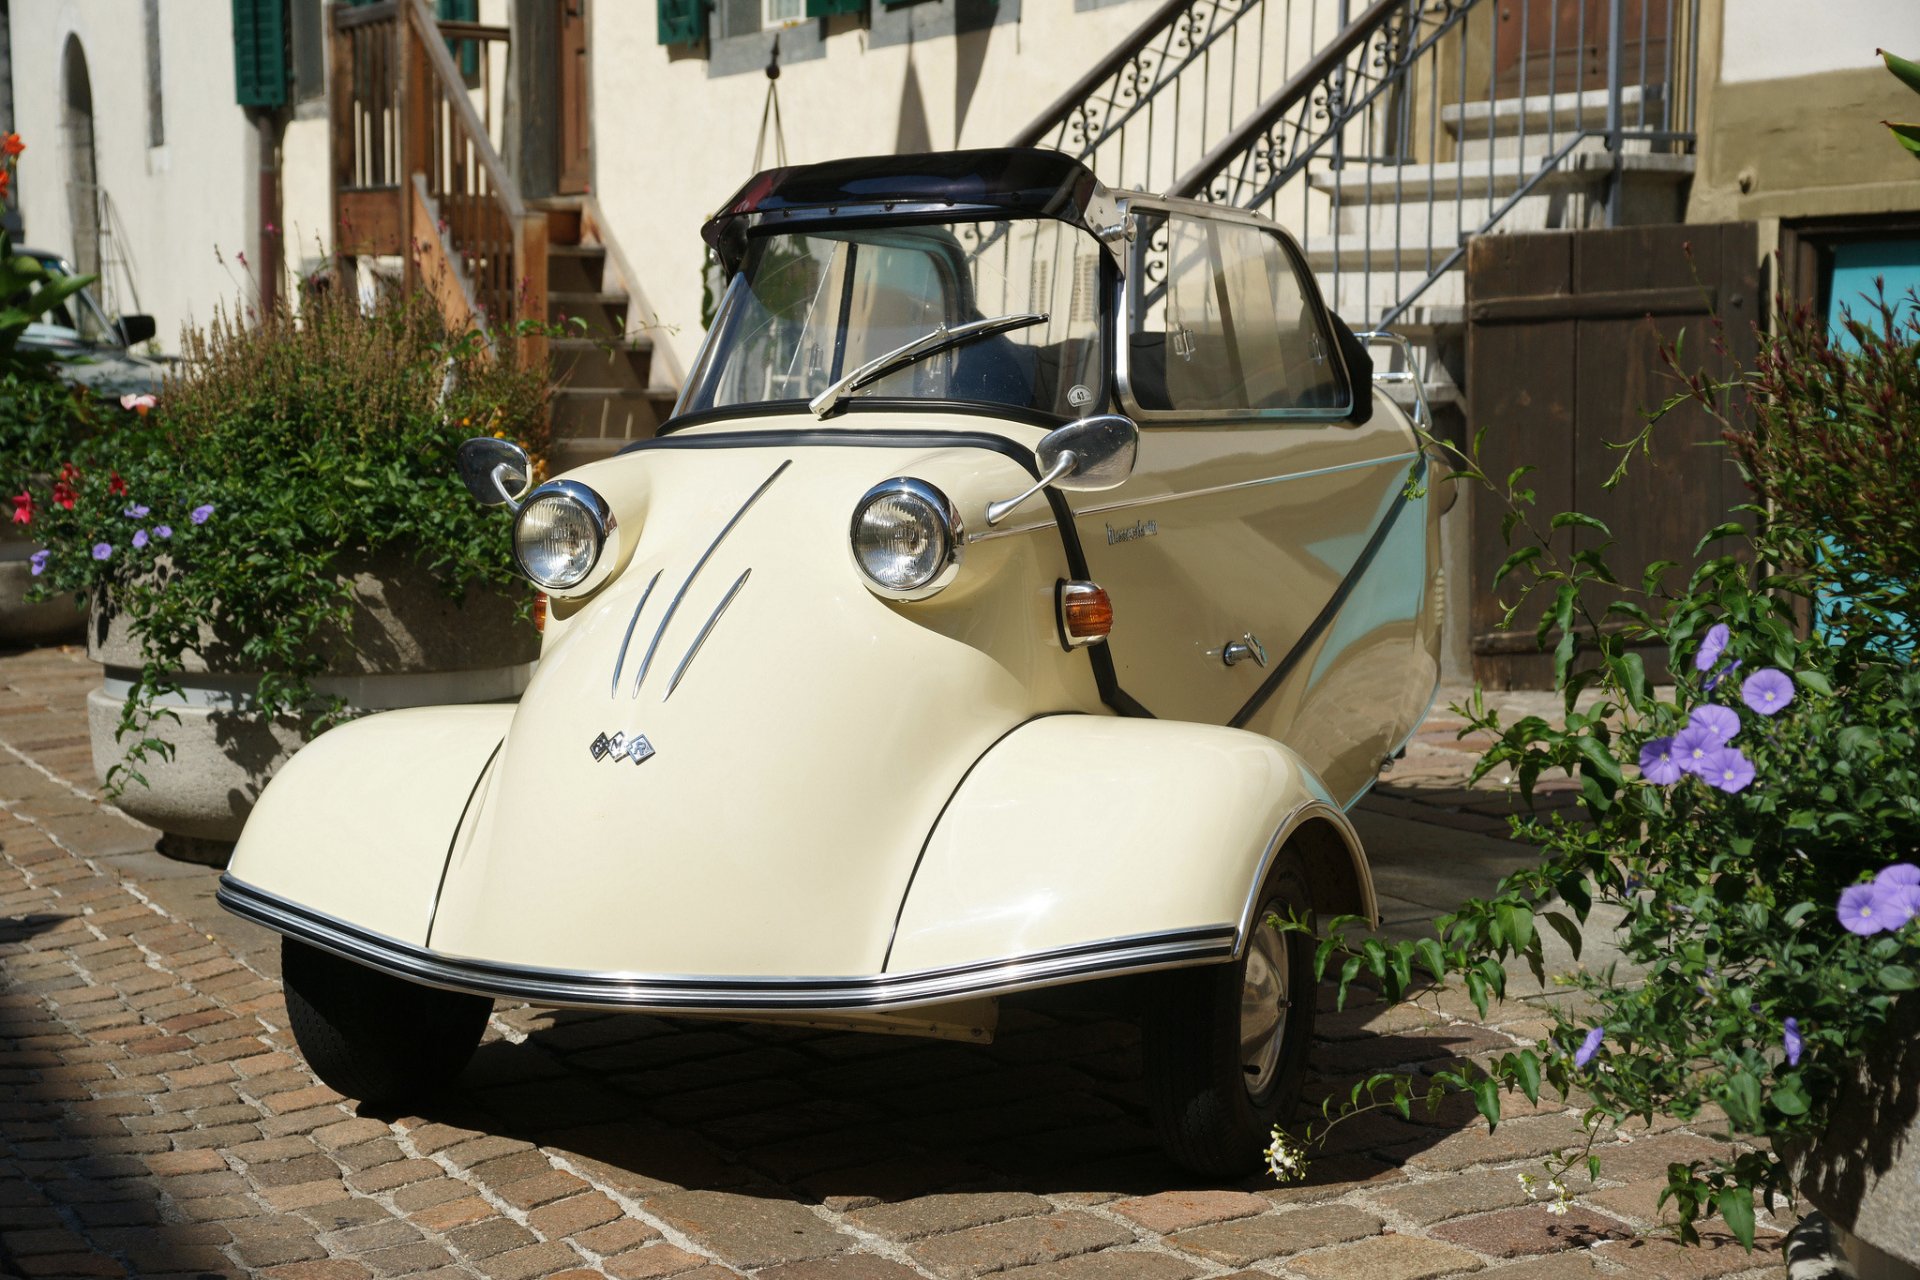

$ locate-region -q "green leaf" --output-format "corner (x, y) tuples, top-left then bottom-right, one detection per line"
(1414, 937), (1448, 980)
(1511, 1049), (1542, 1104)
(1549, 511), (1612, 536)
(1886, 121), (1920, 157)
(1717, 1186), (1756, 1249)
(1470, 1074), (1502, 1129)
(1772, 1080), (1809, 1116)
(1882, 47), (1920, 95)
(1493, 545), (1543, 587)
(1797, 670), (1835, 697)
(1541, 910), (1584, 960)
(1722, 1071), (1762, 1130)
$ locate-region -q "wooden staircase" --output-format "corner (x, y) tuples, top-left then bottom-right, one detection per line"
(330, 0), (677, 471)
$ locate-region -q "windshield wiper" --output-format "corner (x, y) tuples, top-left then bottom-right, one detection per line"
(808, 312), (1048, 419)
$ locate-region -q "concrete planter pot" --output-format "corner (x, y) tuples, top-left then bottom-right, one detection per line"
(87, 555), (538, 849)
(0, 519), (86, 645)
(1790, 997), (1920, 1279)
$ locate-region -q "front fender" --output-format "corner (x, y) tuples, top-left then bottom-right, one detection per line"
(224, 705), (512, 946)
(885, 715), (1374, 974)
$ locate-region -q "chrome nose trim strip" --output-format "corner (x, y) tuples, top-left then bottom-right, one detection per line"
(632, 459), (791, 698)
(610, 570), (663, 698)
(664, 568), (751, 702)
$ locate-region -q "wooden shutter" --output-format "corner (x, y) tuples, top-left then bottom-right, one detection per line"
(231, 0), (288, 107)
(658, 0), (708, 45)
(806, 0), (866, 15)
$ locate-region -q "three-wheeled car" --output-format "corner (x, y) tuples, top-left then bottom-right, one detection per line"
(219, 148), (1444, 1174)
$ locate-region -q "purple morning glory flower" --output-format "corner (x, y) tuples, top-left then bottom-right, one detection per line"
(91, 542), (112, 561)
(190, 504), (214, 525)
(1672, 722), (1720, 775)
(1784, 1017), (1802, 1067)
(1638, 736), (1684, 784)
(122, 504), (149, 519)
(1839, 883), (1887, 936)
(1741, 668), (1795, 717)
(1700, 746), (1755, 794)
(153, 525), (172, 540)
(1876, 863), (1920, 890)
(28, 549), (48, 576)
(1694, 623), (1730, 672)
(1875, 882), (1920, 931)
(1574, 1026), (1605, 1068)
(1688, 704), (1741, 744)
(1703, 659), (1743, 692)
(132, 529), (149, 550)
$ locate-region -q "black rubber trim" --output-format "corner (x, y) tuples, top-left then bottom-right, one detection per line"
(423, 738), (504, 951)
(1227, 453), (1427, 729)
(217, 875), (1235, 1013)
(615, 428), (1154, 719)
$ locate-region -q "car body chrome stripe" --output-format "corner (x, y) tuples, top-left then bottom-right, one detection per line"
(610, 569), (663, 698)
(664, 568), (750, 702)
(632, 459), (791, 698)
(963, 451), (1420, 544)
(216, 875), (1235, 1013)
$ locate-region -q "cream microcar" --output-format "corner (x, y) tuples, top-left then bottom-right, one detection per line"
(220, 148), (1444, 1174)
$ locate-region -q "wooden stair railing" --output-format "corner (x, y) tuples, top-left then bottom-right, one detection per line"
(330, 0), (546, 372)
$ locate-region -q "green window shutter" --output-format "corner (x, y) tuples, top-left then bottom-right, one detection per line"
(659, 0), (708, 45)
(806, 0), (865, 15)
(232, 0), (288, 108)
(437, 0), (479, 78)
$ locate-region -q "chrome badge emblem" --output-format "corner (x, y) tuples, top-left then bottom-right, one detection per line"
(590, 731), (656, 765)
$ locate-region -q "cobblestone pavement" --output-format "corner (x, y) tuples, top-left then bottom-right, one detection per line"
(0, 646), (1793, 1280)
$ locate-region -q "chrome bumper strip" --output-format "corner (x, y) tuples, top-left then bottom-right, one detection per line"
(216, 876), (1236, 1013)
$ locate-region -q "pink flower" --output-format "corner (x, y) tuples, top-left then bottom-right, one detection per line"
(10, 492), (31, 526)
(119, 393), (156, 415)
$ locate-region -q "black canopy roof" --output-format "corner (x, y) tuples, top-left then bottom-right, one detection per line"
(702, 148), (1113, 270)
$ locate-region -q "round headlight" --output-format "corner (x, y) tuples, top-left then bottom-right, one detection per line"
(849, 477), (963, 601)
(513, 480), (617, 593)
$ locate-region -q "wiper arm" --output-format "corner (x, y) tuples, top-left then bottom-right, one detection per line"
(808, 312), (1048, 419)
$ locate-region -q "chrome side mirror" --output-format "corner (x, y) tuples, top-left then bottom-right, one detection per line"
(986, 414), (1138, 526)
(456, 437), (532, 510)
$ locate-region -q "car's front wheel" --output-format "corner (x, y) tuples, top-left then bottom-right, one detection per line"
(281, 938), (492, 1104)
(1141, 851), (1317, 1175)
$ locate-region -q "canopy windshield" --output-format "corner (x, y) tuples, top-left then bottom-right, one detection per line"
(681, 219), (1109, 421)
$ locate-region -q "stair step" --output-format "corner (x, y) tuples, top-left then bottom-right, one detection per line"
(1440, 83), (1664, 140)
(1309, 149), (1692, 204)
(547, 246), (608, 294)
(549, 290), (630, 338)
(550, 387), (679, 450)
(552, 335), (653, 391)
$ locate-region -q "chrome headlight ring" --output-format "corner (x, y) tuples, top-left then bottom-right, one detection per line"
(511, 479), (619, 596)
(849, 477), (963, 602)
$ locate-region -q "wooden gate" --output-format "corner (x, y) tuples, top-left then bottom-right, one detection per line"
(1465, 222), (1759, 689)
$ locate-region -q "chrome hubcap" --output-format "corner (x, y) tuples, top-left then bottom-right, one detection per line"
(1238, 902), (1292, 1098)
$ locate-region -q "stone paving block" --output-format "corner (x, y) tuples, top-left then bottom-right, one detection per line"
(478, 1241), (588, 1280)
(648, 1189), (849, 1268)
(755, 1255), (929, 1280)
(1168, 1206), (1383, 1267)
(1590, 1232), (1781, 1280)
(602, 1244), (714, 1279)
(908, 1212), (1136, 1280)
(1288, 1234), (1485, 1280)
(1429, 1206), (1631, 1258)
(1362, 1170), (1541, 1226)
(410, 1194), (497, 1233)
(1474, 1256), (1597, 1279)
(348, 1159), (443, 1194)
(995, 1250), (1203, 1280)
(1110, 1189), (1272, 1235)
(447, 1217), (542, 1261)
(364, 1241), (460, 1277)
(573, 1218), (667, 1257)
(263, 1263), (374, 1280)
(525, 1191), (624, 1239)
(496, 1168), (592, 1210)
(846, 1191), (1055, 1242)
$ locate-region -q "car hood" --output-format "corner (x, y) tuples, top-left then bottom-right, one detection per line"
(425, 423), (1098, 978)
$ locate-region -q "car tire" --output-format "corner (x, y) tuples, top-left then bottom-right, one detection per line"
(1141, 850), (1317, 1176)
(281, 938), (493, 1104)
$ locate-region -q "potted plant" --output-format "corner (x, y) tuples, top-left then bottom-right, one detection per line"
(24, 283), (550, 854)
(0, 131), (115, 644)
(1270, 288), (1919, 1260)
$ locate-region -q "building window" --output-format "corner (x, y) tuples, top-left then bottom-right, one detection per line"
(144, 0), (162, 147)
(764, 0), (807, 28)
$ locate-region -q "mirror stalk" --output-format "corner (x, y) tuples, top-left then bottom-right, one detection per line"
(986, 451), (1075, 526)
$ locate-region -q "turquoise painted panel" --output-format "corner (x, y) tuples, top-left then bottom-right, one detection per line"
(1826, 239), (1920, 349)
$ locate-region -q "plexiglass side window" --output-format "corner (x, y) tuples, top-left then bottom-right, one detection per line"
(1125, 210), (1350, 419)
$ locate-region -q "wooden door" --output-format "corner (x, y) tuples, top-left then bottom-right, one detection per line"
(557, 0), (589, 195)
(1464, 223), (1758, 689)
(1493, 0), (1670, 96)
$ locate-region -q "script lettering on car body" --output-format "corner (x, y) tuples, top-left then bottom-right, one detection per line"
(1106, 519), (1158, 545)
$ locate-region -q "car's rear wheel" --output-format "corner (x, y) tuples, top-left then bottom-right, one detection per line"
(1141, 850), (1317, 1175)
(281, 938), (492, 1104)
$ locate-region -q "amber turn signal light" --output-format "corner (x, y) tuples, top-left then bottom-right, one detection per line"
(1057, 580), (1113, 648)
(533, 591), (548, 633)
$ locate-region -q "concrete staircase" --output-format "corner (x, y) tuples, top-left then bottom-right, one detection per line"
(1299, 85), (1695, 409)
(539, 206), (680, 472)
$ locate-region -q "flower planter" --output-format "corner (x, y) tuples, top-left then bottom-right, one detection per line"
(0, 519), (85, 644)
(1791, 997), (1920, 1279)
(86, 555), (538, 850)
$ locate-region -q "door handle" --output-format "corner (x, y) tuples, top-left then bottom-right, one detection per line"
(1222, 633), (1268, 668)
